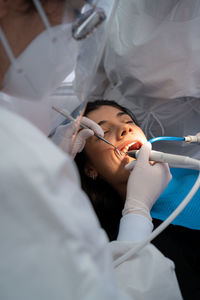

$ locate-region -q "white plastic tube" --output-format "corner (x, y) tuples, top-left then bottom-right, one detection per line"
(128, 150), (200, 170)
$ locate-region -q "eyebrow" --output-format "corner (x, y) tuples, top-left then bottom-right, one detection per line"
(97, 111), (129, 126)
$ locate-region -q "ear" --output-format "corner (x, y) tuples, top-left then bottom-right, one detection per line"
(84, 162), (98, 180)
(0, 0), (8, 18)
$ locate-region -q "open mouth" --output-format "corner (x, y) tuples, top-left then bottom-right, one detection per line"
(120, 141), (143, 155)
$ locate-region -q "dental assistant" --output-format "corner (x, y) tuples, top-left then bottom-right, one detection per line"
(0, 1), (182, 299)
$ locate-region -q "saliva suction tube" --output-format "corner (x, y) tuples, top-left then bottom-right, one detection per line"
(114, 133), (200, 266)
(127, 132), (200, 170)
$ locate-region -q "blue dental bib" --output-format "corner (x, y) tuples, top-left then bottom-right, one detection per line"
(151, 168), (200, 229)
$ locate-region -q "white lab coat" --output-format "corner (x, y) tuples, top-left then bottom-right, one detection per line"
(0, 105), (182, 300)
(110, 242), (181, 300)
(75, 0), (200, 158)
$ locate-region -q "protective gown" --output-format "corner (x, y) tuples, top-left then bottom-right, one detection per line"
(0, 105), (182, 300)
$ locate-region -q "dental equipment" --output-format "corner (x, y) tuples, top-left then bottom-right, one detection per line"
(127, 132), (200, 168)
(127, 149), (200, 170)
(72, 1), (106, 40)
(148, 133), (200, 144)
(52, 106), (123, 155)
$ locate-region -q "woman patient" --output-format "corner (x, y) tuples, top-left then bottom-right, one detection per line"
(75, 99), (200, 299)
(75, 100), (147, 240)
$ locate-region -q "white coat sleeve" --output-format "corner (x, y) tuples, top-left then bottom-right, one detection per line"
(109, 241), (183, 300)
(117, 214), (153, 242)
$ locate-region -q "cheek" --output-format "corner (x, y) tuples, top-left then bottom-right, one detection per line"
(85, 144), (119, 176)
(93, 151), (131, 185)
(85, 140), (106, 162)
(85, 142), (132, 185)
(91, 149), (117, 175)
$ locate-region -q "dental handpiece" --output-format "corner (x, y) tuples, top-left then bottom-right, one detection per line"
(52, 106), (123, 154)
(127, 149), (200, 170)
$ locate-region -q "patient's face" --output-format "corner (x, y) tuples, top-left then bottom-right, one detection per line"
(84, 105), (147, 197)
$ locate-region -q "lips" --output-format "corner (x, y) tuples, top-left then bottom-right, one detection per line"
(118, 140), (143, 154)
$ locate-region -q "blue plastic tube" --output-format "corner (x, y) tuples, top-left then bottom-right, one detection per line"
(148, 136), (185, 144)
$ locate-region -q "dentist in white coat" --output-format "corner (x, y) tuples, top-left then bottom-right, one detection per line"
(0, 0), (182, 299)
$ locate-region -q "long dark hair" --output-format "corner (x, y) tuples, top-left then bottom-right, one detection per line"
(75, 100), (138, 241)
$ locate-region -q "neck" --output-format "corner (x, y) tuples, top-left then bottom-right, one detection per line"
(114, 182), (127, 202)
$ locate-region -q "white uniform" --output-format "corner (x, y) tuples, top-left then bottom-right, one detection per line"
(0, 105), (182, 300)
(77, 0), (200, 158)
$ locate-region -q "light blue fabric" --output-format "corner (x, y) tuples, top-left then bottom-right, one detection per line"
(151, 168), (200, 230)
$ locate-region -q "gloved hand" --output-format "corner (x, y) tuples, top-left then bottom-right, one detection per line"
(123, 142), (172, 221)
(53, 117), (104, 158)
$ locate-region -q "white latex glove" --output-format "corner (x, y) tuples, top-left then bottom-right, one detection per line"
(124, 142), (172, 221)
(54, 117), (104, 158)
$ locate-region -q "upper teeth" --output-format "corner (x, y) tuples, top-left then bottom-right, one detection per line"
(123, 142), (136, 153)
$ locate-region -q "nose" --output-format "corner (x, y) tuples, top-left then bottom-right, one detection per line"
(117, 124), (133, 140)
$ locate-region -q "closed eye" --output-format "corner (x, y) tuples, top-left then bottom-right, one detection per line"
(104, 130), (110, 135)
(126, 120), (134, 124)
(95, 130), (110, 142)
